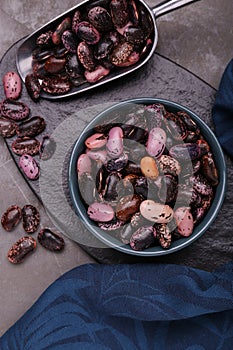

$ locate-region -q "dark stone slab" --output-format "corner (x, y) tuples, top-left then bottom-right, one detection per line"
(1, 39), (232, 271)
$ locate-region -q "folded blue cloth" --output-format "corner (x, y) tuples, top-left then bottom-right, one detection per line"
(1, 262), (233, 350)
(212, 59), (233, 158)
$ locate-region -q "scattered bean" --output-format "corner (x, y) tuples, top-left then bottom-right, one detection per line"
(38, 228), (65, 251)
(8, 236), (37, 264)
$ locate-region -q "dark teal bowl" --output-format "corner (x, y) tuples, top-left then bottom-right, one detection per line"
(68, 98), (227, 256)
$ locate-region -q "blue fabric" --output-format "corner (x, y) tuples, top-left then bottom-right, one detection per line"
(1, 262), (233, 350)
(212, 58), (233, 158)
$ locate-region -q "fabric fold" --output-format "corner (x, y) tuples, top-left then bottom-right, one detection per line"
(1, 263), (233, 349)
(212, 58), (233, 158)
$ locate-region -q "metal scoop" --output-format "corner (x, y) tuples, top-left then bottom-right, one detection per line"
(16, 0), (200, 100)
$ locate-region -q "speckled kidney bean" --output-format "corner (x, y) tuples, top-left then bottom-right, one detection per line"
(44, 56), (67, 74)
(22, 205), (40, 233)
(25, 73), (42, 101)
(1, 205), (22, 231)
(0, 117), (17, 138)
(155, 223), (172, 249)
(130, 226), (156, 251)
(8, 236), (37, 264)
(38, 228), (65, 251)
(140, 200), (174, 224)
(3, 71), (22, 100)
(36, 30), (53, 47)
(110, 0), (129, 29)
(77, 41), (96, 70)
(19, 154), (40, 180)
(41, 75), (72, 95)
(191, 173), (213, 196)
(192, 207), (205, 224)
(88, 6), (113, 32)
(0, 99), (30, 121)
(87, 202), (115, 222)
(106, 126), (124, 158)
(16, 116), (46, 138)
(158, 155), (181, 176)
(52, 17), (71, 45)
(72, 10), (82, 32)
(110, 41), (134, 66)
(75, 21), (101, 45)
(12, 138), (40, 156)
(174, 207), (194, 237)
(146, 127), (166, 158)
(98, 216), (124, 231)
(29, 0), (157, 98)
(62, 30), (79, 53)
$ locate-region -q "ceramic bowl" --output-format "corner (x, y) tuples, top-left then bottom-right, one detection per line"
(68, 98), (226, 256)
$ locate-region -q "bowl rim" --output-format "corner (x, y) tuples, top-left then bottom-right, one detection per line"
(68, 97), (227, 256)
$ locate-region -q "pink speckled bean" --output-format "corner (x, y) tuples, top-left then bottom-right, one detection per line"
(19, 154), (39, 180)
(106, 126), (123, 158)
(146, 127), (166, 158)
(140, 200), (173, 224)
(174, 207), (194, 237)
(3, 71), (22, 100)
(87, 202), (114, 222)
(77, 153), (92, 176)
(85, 133), (107, 149)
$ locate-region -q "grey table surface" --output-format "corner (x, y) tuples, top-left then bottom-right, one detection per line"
(0, 0), (233, 337)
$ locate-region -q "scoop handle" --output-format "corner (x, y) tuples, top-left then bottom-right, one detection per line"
(152, 0), (200, 18)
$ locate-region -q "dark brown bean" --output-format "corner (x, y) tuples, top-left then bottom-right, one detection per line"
(11, 137), (40, 156)
(36, 30), (53, 47)
(0, 117), (17, 138)
(8, 236), (36, 264)
(0, 99), (30, 121)
(22, 205), (40, 233)
(130, 226), (156, 251)
(25, 74), (42, 101)
(1, 205), (22, 231)
(16, 116), (46, 138)
(52, 17), (71, 45)
(41, 75), (72, 95)
(116, 194), (142, 222)
(38, 228), (65, 251)
(44, 56), (67, 74)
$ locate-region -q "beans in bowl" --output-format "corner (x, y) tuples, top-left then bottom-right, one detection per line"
(76, 102), (219, 251)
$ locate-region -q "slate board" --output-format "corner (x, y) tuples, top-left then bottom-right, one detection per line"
(1, 39), (233, 271)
